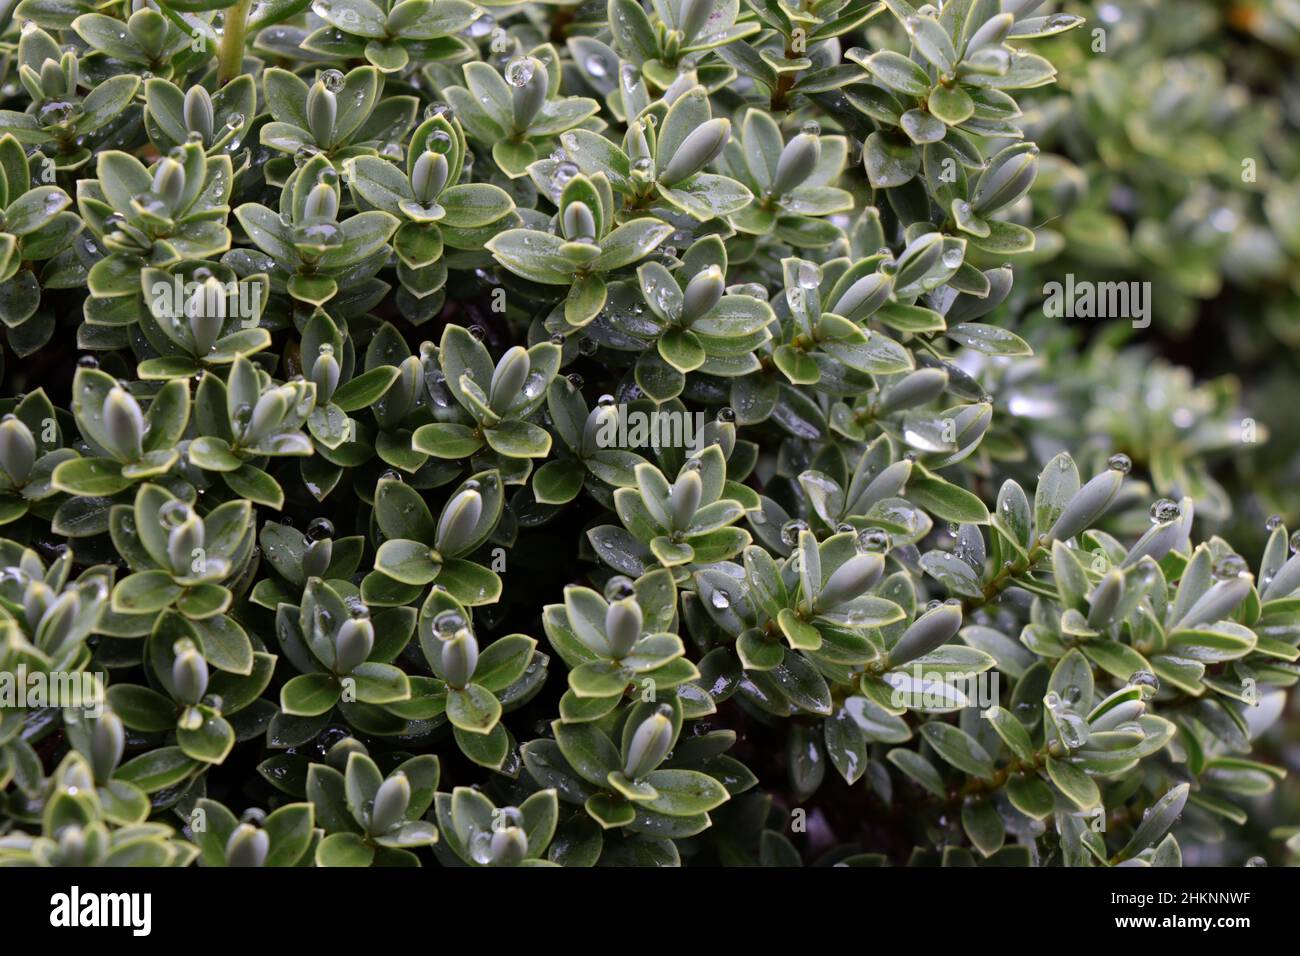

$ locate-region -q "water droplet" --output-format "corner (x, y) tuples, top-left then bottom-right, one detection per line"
(432, 609), (466, 639)
(780, 518), (809, 548)
(1058, 712), (1089, 748)
(552, 161), (578, 191)
(729, 282), (768, 301)
(1212, 554), (1249, 580)
(469, 829), (493, 864)
(854, 527), (891, 554)
(37, 100), (78, 127)
(504, 56), (535, 87)
(603, 576), (635, 601)
(131, 191), (169, 219)
(1106, 453), (1132, 474)
(293, 221), (344, 249)
(235, 807), (264, 826)
(1149, 498), (1181, 523)
(159, 501), (190, 529)
(796, 261), (822, 290)
(1129, 670), (1159, 695)
(319, 69), (345, 93)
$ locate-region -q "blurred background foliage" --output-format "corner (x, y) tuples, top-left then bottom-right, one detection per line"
(976, 0), (1300, 862)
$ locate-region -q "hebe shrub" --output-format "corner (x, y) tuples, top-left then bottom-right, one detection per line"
(0, 0), (1294, 868)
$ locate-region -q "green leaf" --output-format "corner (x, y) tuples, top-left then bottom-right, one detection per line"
(333, 366), (401, 412)
(411, 422), (484, 458)
(263, 803), (316, 867)
(439, 183), (514, 227)
(945, 323), (1033, 356)
(52, 458), (130, 497)
(316, 832), (376, 867)
(658, 329), (706, 373)
(445, 683), (502, 733)
(866, 50), (931, 95)
(483, 420), (551, 458)
(1046, 756), (1100, 810)
(641, 769), (730, 815)
(1006, 774), (1056, 819)
(983, 705), (1035, 762)
(374, 477), (437, 542)
(177, 711), (236, 764)
(435, 559), (502, 606)
(533, 459), (585, 504)
(281, 673), (341, 717)
(486, 229), (575, 284)
(569, 660), (632, 698)
(863, 132), (920, 188)
(107, 684), (178, 732)
(114, 747), (198, 793)
(374, 538), (442, 586)
(113, 571), (182, 614)
(961, 797), (1005, 857)
(223, 464), (284, 508)
(919, 722), (995, 779)
(590, 219), (673, 272)
(554, 721), (620, 788)
(906, 472), (989, 524)
(351, 662), (411, 703)
(454, 722), (510, 770)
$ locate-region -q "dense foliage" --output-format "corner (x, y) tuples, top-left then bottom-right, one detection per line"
(0, 0), (1295, 868)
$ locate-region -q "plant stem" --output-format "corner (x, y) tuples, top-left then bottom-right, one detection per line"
(947, 739), (1060, 808)
(218, 0), (253, 87)
(549, 6), (575, 44)
(770, 44), (798, 111)
(961, 540), (1051, 615)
